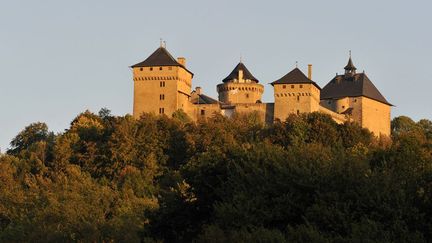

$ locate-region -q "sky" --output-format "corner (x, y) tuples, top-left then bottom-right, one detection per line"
(1, 0), (431, 151)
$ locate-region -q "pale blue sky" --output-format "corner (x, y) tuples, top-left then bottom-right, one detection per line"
(1, 0), (431, 150)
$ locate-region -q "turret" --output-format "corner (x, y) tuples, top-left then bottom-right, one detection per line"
(216, 62), (264, 104)
(344, 52), (357, 77)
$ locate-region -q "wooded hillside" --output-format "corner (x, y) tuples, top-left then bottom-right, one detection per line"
(1, 110), (431, 242)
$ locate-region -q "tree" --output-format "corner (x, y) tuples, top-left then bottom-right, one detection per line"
(8, 122), (52, 156)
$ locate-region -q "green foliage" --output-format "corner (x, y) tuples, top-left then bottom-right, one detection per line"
(1, 111), (432, 242)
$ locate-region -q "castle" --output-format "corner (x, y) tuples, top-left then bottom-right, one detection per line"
(131, 45), (392, 136)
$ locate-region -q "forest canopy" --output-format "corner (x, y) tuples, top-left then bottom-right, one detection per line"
(1, 109), (432, 242)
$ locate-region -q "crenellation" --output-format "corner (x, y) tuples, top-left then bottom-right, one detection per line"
(131, 46), (391, 137)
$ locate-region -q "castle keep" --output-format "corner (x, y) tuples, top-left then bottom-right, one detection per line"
(131, 45), (392, 136)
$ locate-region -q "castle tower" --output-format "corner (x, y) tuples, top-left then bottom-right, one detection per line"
(216, 62), (264, 104)
(131, 45), (194, 118)
(344, 56), (357, 77)
(271, 67), (321, 121)
(320, 56), (392, 136)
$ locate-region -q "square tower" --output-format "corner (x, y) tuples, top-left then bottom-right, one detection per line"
(131, 46), (193, 118)
(320, 56), (392, 136)
(271, 67), (321, 121)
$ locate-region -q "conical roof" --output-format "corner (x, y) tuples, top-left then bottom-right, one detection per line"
(222, 62), (259, 83)
(131, 47), (193, 75)
(344, 57), (357, 71)
(321, 73), (392, 105)
(271, 67), (321, 90)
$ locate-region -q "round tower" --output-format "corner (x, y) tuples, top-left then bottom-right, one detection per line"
(217, 62), (264, 104)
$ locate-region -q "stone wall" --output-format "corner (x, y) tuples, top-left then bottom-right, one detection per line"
(273, 83), (320, 121)
(132, 66), (192, 118)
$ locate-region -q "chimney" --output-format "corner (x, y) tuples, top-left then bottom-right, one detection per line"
(238, 69), (244, 82)
(195, 87), (202, 95)
(308, 64), (312, 80)
(177, 57), (186, 67)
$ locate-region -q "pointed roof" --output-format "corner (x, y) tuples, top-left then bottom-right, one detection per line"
(222, 62), (259, 83)
(321, 73), (392, 105)
(131, 47), (193, 75)
(271, 67), (321, 90)
(344, 57), (357, 71)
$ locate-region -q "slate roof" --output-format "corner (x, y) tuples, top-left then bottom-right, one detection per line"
(131, 47), (193, 75)
(192, 94), (220, 105)
(321, 73), (392, 105)
(222, 62), (259, 83)
(344, 57), (357, 71)
(271, 68), (321, 90)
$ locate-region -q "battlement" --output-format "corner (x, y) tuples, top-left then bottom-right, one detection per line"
(132, 46), (391, 137)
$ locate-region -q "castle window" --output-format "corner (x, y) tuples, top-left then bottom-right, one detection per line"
(342, 106), (345, 109)
(283, 85), (286, 89)
(160, 94), (165, 100)
(291, 85), (294, 88)
(160, 81), (165, 87)
(297, 110), (300, 115)
(246, 93), (249, 98)
(201, 110), (205, 116)
(140, 68), (143, 71)
(300, 85), (303, 88)
(297, 96), (300, 102)
(159, 67), (163, 70)
(150, 67), (153, 71)
(159, 108), (165, 114)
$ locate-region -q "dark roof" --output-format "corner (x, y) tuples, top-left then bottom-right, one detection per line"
(271, 68), (321, 90)
(131, 47), (193, 75)
(192, 94), (220, 105)
(344, 57), (357, 71)
(321, 73), (392, 105)
(222, 62), (259, 83)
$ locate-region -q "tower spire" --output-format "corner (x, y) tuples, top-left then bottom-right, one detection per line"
(344, 51), (356, 76)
